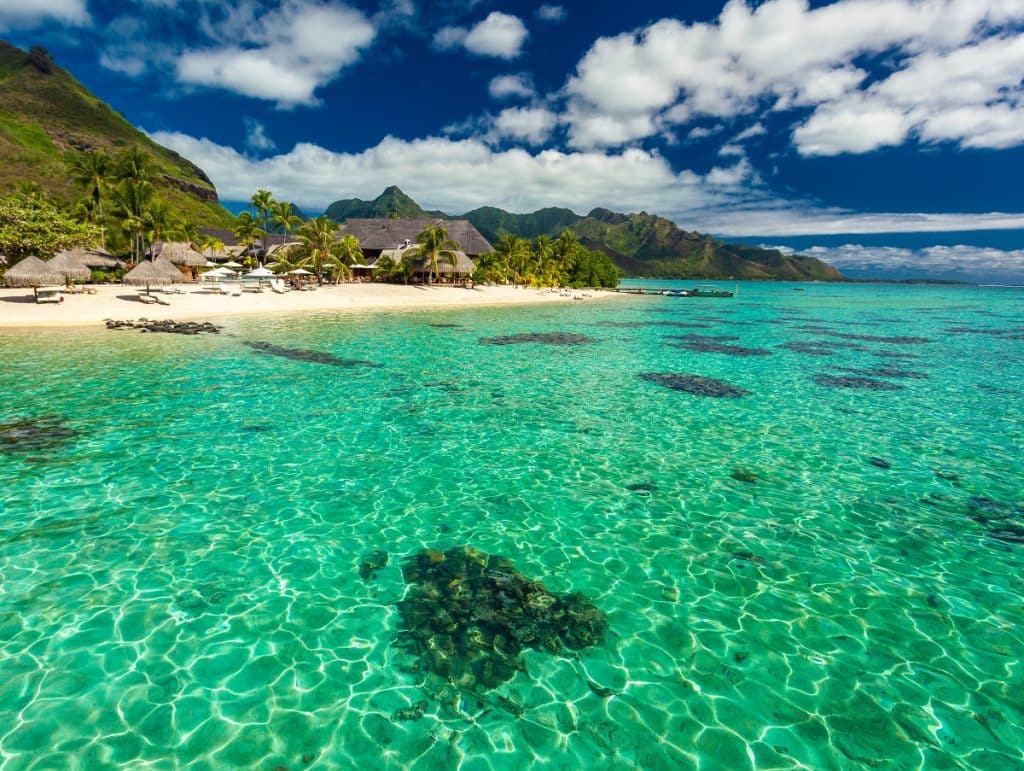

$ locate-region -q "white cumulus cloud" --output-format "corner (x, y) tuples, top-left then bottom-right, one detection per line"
(244, 118), (277, 152)
(147, 129), (760, 221)
(0, 0), (89, 30)
(488, 73), (535, 100)
(489, 107), (558, 145)
(175, 1), (376, 106)
(436, 12), (528, 59)
(561, 0), (1024, 152)
(535, 5), (566, 23)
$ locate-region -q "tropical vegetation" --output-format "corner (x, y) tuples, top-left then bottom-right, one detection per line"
(272, 215), (361, 284)
(0, 189), (100, 262)
(473, 230), (620, 288)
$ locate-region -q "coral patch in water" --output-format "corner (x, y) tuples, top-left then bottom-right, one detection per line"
(671, 340), (773, 356)
(395, 546), (607, 690)
(813, 375), (904, 391)
(479, 333), (598, 346)
(245, 341), (378, 367)
(640, 372), (750, 397)
(0, 415), (80, 455)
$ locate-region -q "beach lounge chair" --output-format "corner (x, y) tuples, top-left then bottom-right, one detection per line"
(270, 279), (288, 294)
(138, 293), (158, 304)
(230, 283), (243, 297)
(36, 289), (62, 304)
(219, 283), (233, 296)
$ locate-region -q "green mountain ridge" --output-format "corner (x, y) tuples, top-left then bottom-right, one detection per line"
(321, 187), (843, 280)
(324, 185), (446, 221)
(0, 41), (232, 227)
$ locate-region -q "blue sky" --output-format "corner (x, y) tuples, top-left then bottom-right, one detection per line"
(3, 0), (1024, 280)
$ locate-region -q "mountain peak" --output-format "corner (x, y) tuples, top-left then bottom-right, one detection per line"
(325, 186), (430, 221)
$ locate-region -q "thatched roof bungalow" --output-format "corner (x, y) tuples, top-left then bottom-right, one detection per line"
(56, 246), (124, 270)
(377, 244), (476, 278)
(46, 252), (92, 284)
(147, 241), (207, 267)
(339, 218), (492, 261)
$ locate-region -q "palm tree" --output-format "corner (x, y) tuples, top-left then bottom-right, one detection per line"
(144, 199), (176, 245)
(271, 200), (301, 240)
(67, 150), (110, 246)
(112, 179), (155, 261)
(494, 233), (531, 286)
(250, 189), (275, 252)
(294, 215), (340, 284)
(333, 234), (362, 283)
(114, 147), (152, 184)
(413, 224), (459, 284)
(233, 212), (260, 262)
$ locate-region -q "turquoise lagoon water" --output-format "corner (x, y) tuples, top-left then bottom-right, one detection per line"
(0, 282), (1022, 770)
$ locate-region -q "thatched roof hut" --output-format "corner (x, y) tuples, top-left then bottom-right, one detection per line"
(122, 257), (182, 289)
(149, 241), (207, 267)
(3, 256), (64, 288)
(339, 218), (492, 257)
(378, 244), (476, 278)
(56, 246), (123, 269)
(46, 252), (92, 283)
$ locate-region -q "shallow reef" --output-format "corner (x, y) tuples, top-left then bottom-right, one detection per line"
(813, 374), (904, 391)
(478, 333), (598, 346)
(967, 497), (1024, 545)
(395, 545), (607, 690)
(666, 333), (741, 343)
(0, 415), (80, 455)
(359, 549), (389, 580)
(779, 341), (839, 356)
(731, 469), (758, 484)
(245, 341), (379, 367)
(671, 340), (773, 356)
(106, 318), (221, 335)
(428, 323), (463, 329)
(640, 372), (750, 397)
(827, 332), (932, 345)
(833, 366), (929, 380)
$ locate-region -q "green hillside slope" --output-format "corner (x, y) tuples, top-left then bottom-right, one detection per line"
(0, 42), (232, 227)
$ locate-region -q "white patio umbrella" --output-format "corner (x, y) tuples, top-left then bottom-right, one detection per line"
(286, 269), (313, 275)
(223, 260), (243, 269)
(246, 267), (275, 278)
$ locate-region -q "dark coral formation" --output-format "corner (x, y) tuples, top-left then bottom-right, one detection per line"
(731, 469), (758, 484)
(671, 340), (773, 356)
(395, 546), (607, 690)
(869, 457), (892, 469)
(967, 497), (1024, 545)
(640, 372), (750, 397)
(106, 318), (221, 335)
(429, 323), (463, 329)
(479, 333), (598, 346)
(833, 366), (929, 380)
(626, 481), (658, 494)
(813, 374), (904, 391)
(245, 341), (378, 367)
(0, 415), (80, 455)
(359, 549), (389, 580)
(779, 341), (839, 356)
(666, 333), (741, 343)
(826, 332), (931, 344)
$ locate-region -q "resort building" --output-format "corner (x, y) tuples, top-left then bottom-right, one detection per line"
(338, 218), (492, 283)
(338, 218), (493, 261)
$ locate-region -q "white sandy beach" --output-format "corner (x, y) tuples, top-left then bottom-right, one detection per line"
(0, 283), (627, 329)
